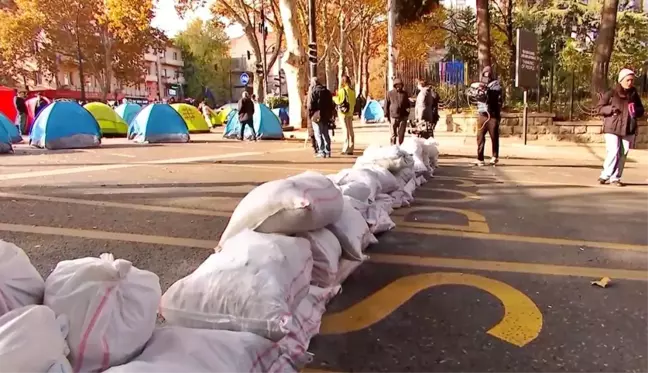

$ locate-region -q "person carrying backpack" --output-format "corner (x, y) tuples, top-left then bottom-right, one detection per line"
(308, 77), (335, 158)
(385, 77), (411, 145)
(414, 78), (440, 138)
(333, 75), (356, 155)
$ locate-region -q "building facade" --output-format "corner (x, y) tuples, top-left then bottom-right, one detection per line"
(19, 46), (184, 103)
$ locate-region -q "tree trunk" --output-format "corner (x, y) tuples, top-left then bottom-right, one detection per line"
(279, 0), (307, 128)
(75, 20), (86, 102)
(254, 69), (265, 102)
(386, 0), (396, 88)
(362, 29), (370, 97)
(100, 32), (113, 102)
(337, 9), (346, 84)
(476, 0), (491, 72)
(325, 52), (336, 89)
(592, 0), (619, 95)
(355, 27), (365, 96)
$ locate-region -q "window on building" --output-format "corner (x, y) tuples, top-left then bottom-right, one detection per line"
(163, 69), (167, 77)
(173, 51), (178, 60)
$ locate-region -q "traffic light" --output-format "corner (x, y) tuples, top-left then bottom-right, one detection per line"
(308, 43), (317, 65)
(256, 63), (264, 76)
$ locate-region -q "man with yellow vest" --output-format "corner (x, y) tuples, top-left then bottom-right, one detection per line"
(333, 75), (356, 155)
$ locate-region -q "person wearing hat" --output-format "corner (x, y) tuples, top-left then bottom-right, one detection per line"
(475, 66), (503, 166)
(596, 68), (644, 186)
(385, 77), (411, 145)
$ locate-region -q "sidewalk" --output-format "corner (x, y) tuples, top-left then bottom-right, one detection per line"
(284, 121), (648, 165)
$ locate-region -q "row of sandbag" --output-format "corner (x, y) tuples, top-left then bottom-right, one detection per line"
(0, 136), (439, 373)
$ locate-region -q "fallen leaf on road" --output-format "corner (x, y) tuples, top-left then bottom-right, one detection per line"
(591, 277), (612, 288)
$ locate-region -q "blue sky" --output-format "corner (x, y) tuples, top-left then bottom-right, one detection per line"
(152, 0), (243, 38)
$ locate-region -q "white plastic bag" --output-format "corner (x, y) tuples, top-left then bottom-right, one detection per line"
(270, 286), (341, 373)
(160, 230), (313, 341)
(424, 138), (439, 168)
(394, 167), (415, 188)
(403, 179), (416, 202)
(339, 181), (371, 203)
(328, 197), (377, 261)
(44, 253), (161, 372)
(218, 171), (343, 247)
(0, 240), (45, 317)
(296, 229), (342, 288)
(389, 190), (407, 209)
(105, 327), (281, 373)
(0, 305), (72, 373)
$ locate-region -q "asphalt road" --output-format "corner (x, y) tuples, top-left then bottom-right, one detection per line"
(1, 133), (647, 372)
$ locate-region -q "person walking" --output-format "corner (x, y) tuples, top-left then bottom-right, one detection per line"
(385, 78), (411, 145)
(308, 77), (334, 158)
(333, 75), (356, 155)
(199, 99), (214, 128)
(596, 68), (644, 186)
(13, 89), (27, 135)
(474, 66), (502, 166)
(414, 78), (440, 138)
(237, 91), (256, 141)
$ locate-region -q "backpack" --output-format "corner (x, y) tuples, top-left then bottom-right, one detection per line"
(338, 88), (350, 114)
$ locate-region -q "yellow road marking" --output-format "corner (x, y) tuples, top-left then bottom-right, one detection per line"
(369, 253), (648, 281)
(0, 192), (233, 217)
(0, 223), (218, 249)
(391, 206), (490, 233)
(0, 148), (305, 181)
(414, 188), (481, 203)
(394, 226), (648, 253)
(320, 272), (543, 347)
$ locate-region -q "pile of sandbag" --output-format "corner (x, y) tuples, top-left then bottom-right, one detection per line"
(0, 137), (440, 372)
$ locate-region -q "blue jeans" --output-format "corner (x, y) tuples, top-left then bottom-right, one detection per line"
(312, 121), (331, 155)
(600, 133), (634, 182)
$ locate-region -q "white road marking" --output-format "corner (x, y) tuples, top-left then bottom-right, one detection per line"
(0, 147), (305, 182)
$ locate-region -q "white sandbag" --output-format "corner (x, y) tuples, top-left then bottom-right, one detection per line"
(339, 181), (371, 203)
(400, 137), (431, 174)
(328, 197), (377, 261)
(0, 240), (45, 317)
(367, 205), (396, 234)
(218, 171), (343, 247)
(375, 193), (395, 215)
(417, 175), (428, 186)
(0, 305), (72, 373)
(335, 168), (382, 202)
(160, 230), (312, 341)
(355, 145), (414, 173)
(355, 164), (400, 193)
(394, 167), (415, 187)
(104, 327), (281, 373)
(389, 190), (408, 209)
(44, 253), (161, 373)
(424, 138), (439, 168)
(335, 259), (363, 285)
(270, 285), (341, 373)
(345, 196), (371, 221)
(403, 178), (416, 202)
(296, 229), (342, 288)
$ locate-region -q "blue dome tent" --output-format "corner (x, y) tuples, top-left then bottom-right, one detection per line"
(362, 99), (385, 123)
(115, 103), (141, 124)
(0, 112), (22, 143)
(30, 101), (101, 150)
(0, 120), (13, 154)
(224, 103), (283, 140)
(128, 104), (190, 143)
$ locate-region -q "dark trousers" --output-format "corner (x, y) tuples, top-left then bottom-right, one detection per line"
(477, 116), (500, 161)
(390, 117), (407, 145)
(240, 119), (256, 140)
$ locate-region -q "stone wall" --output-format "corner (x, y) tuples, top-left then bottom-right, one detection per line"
(441, 111), (648, 149)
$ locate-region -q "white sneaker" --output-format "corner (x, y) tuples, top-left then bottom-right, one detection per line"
(475, 160), (486, 167)
(489, 158), (499, 165)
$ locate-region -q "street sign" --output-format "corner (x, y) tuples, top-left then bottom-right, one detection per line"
(240, 72), (250, 86)
(444, 61), (465, 86)
(515, 29), (539, 89)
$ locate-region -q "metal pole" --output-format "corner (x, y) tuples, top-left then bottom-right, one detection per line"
(260, 4), (268, 97)
(386, 0), (395, 88)
(522, 89), (528, 145)
(548, 51), (554, 113)
(569, 70), (575, 121)
(308, 0), (317, 78)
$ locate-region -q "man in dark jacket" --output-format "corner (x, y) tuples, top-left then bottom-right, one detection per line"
(237, 91), (256, 141)
(13, 89), (27, 134)
(385, 78), (410, 145)
(475, 66), (502, 166)
(596, 68), (644, 186)
(307, 77), (334, 158)
(414, 78), (440, 138)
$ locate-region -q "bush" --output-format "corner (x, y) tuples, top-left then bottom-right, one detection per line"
(265, 96), (289, 109)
